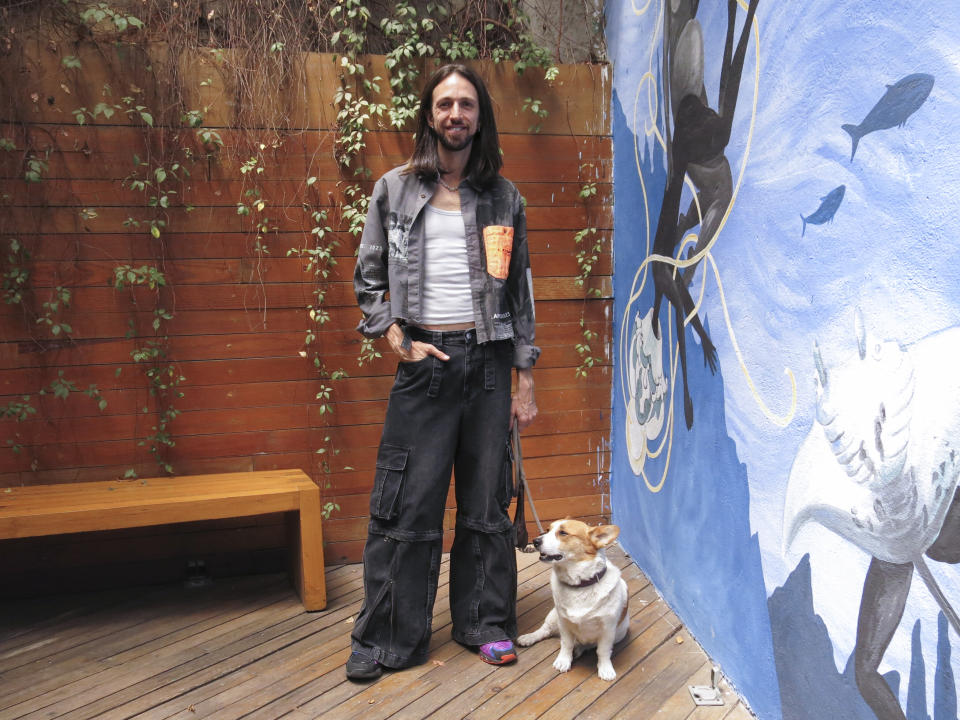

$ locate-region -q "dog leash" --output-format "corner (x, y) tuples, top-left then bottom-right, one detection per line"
(511, 423), (544, 552)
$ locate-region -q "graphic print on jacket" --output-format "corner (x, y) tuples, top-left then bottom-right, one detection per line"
(387, 212), (413, 260)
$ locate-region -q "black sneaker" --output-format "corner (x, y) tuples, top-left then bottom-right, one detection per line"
(345, 650), (383, 681)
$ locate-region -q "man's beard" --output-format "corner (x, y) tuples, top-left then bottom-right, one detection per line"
(436, 125), (475, 152)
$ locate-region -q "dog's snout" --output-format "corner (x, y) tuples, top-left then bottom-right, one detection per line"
(533, 536), (542, 548)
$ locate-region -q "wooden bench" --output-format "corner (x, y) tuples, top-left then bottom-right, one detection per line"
(0, 468), (327, 610)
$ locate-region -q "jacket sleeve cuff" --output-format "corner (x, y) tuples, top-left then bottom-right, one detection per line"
(513, 343), (541, 369)
(355, 307), (395, 339)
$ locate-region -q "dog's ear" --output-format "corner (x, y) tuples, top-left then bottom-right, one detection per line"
(588, 524), (620, 548)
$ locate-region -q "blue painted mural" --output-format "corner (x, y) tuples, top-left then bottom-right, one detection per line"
(605, 1), (960, 718)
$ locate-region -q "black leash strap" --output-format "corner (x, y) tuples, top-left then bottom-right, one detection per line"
(511, 424), (543, 551)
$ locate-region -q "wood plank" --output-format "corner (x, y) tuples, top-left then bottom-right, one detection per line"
(0, 428), (610, 488)
(4, 202), (610, 236)
(0, 369), (610, 421)
(0, 229), (606, 263)
(0, 280), (607, 332)
(14, 246), (610, 291)
(0, 408), (612, 478)
(0, 318), (612, 371)
(0, 134), (611, 188)
(0, 175), (612, 209)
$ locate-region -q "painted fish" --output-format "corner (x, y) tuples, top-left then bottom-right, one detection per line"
(842, 73), (934, 161)
(801, 185), (845, 237)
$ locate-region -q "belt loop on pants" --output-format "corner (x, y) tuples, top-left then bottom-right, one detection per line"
(483, 342), (495, 390)
(427, 330), (443, 398)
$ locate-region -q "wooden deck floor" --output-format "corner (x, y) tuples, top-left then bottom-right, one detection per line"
(0, 546), (755, 719)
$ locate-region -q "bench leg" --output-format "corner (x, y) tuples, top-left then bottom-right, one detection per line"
(289, 484), (327, 611)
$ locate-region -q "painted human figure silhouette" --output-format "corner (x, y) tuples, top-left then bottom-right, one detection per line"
(651, 0), (759, 428)
(855, 504), (960, 720)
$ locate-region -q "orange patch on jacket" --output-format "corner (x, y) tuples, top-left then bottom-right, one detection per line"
(483, 225), (514, 280)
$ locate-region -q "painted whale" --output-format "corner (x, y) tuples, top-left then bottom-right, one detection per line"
(801, 185), (845, 237)
(842, 73), (934, 161)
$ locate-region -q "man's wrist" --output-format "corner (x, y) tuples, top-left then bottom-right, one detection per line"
(386, 323), (412, 353)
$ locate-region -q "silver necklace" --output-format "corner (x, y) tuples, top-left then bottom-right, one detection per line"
(437, 175), (461, 192)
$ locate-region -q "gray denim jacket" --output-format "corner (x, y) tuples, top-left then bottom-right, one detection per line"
(354, 165), (540, 368)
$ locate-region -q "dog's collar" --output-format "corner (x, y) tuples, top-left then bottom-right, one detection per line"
(562, 565), (607, 588)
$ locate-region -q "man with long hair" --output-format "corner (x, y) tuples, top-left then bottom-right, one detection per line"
(348, 64), (539, 680)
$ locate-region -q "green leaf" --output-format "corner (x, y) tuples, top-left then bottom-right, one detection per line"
(62, 55), (82, 69)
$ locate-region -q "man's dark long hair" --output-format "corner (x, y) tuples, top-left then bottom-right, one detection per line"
(404, 64), (502, 189)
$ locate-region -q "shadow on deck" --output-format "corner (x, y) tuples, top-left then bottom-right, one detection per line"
(0, 546), (755, 719)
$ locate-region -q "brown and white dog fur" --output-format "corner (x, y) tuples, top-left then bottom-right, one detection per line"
(517, 518), (629, 681)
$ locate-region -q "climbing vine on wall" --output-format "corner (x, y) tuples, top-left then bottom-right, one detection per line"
(574, 162), (605, 378)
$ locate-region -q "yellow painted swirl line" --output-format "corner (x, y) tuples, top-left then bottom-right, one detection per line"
(706, 252), (797, 427)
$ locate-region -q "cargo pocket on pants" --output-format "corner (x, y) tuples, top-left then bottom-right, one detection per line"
(370, 443), (409, 520)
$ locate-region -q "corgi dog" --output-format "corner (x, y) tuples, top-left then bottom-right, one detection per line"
(517, 518), (629, 681)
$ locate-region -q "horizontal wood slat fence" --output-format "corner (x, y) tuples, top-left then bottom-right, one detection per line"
(0, 45), (611, 591)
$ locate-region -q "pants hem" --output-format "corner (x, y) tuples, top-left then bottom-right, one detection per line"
(353, 640), (428, 670)
(452, 628), (515, 646)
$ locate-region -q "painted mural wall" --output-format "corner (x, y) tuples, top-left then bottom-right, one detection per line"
(605, 1), (960, 718)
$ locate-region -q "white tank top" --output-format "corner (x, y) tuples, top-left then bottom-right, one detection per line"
(421, 204), (474, 325)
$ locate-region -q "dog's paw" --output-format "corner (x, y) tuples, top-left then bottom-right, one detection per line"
(553, 654), (572, 673)
(517, 633), (537, 647)
(597, 662), (617, 682)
